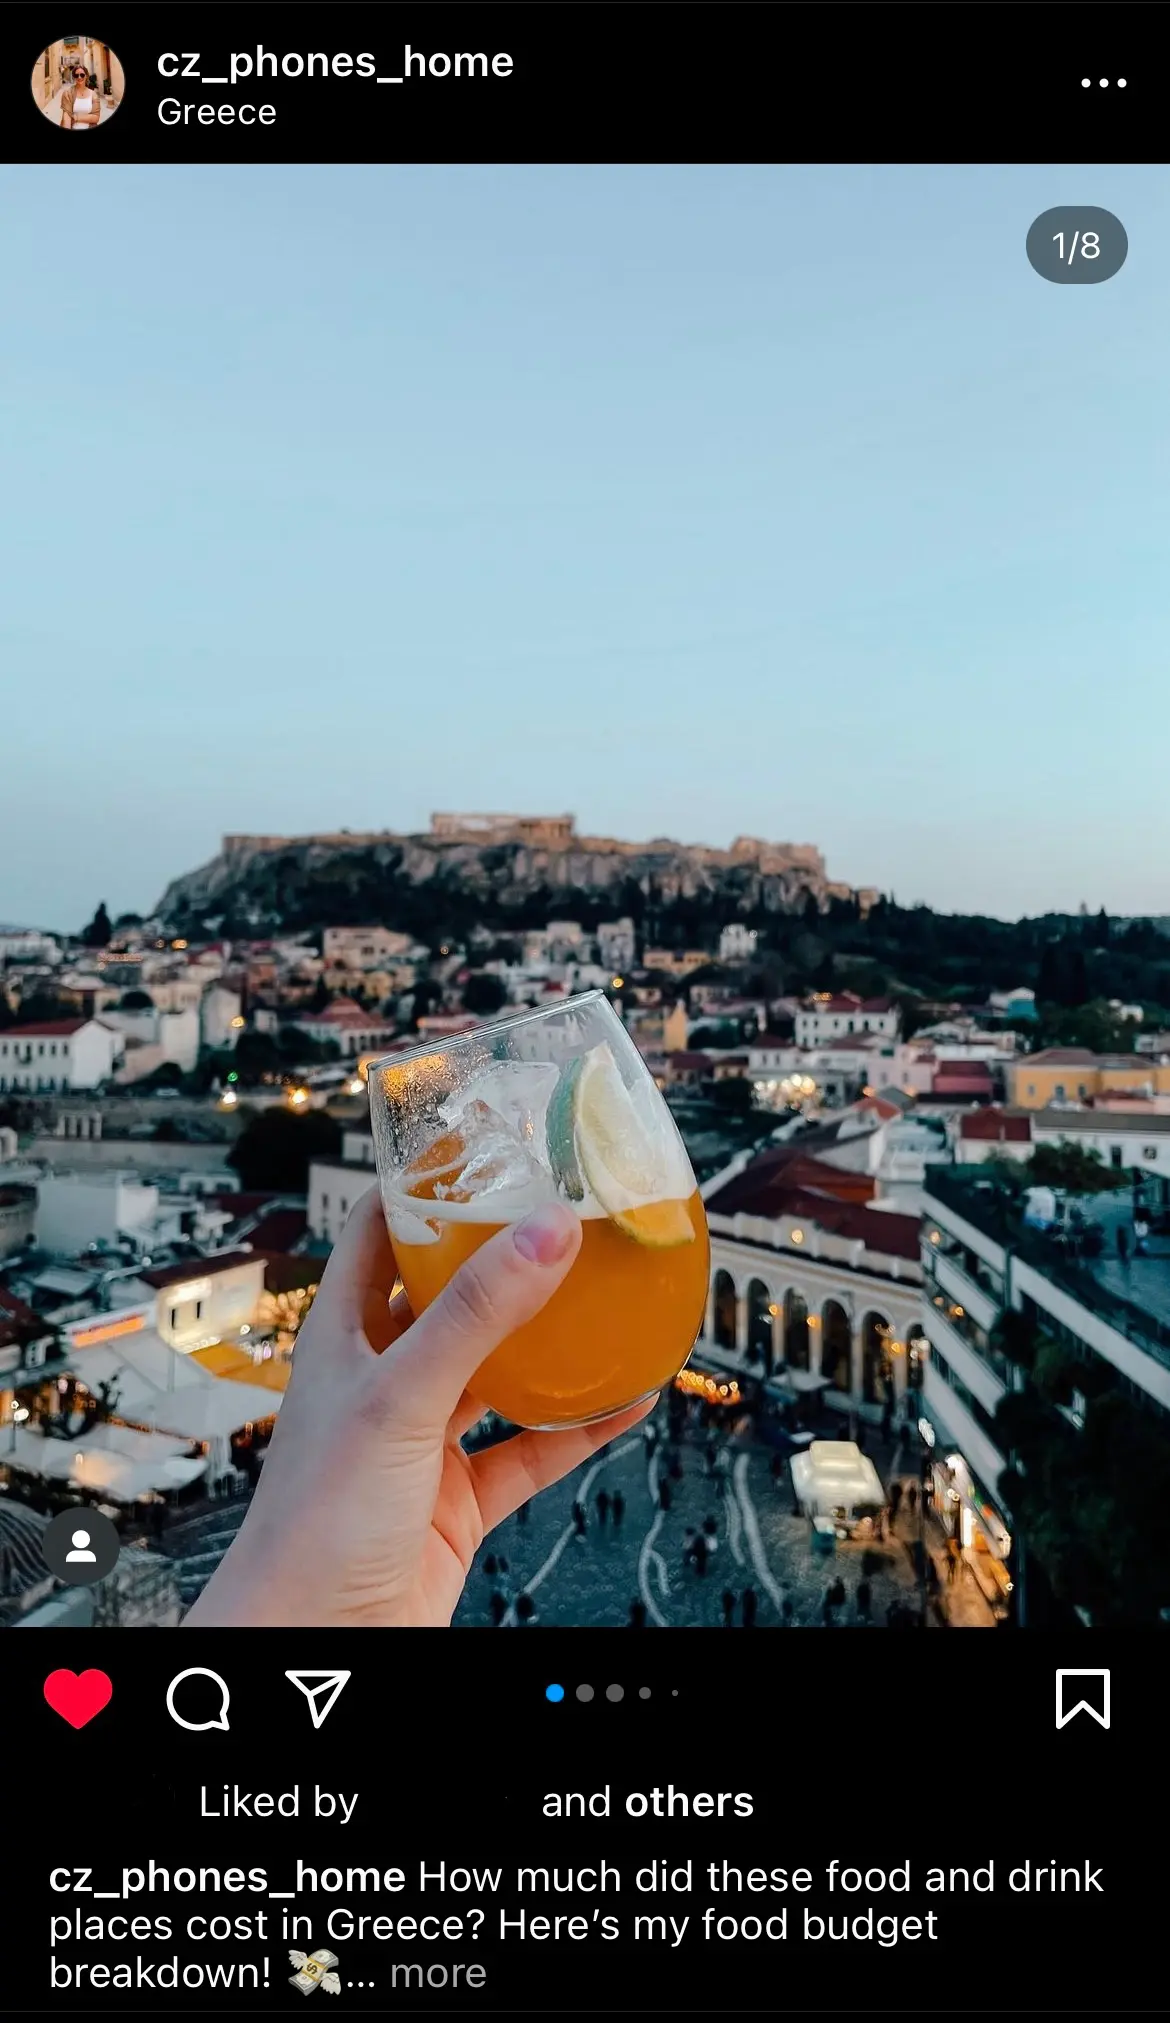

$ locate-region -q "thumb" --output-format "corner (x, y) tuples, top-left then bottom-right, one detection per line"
(378, 1203), (582, 1432)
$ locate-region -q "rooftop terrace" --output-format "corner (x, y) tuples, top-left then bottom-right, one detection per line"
(924, 1165), (1170, 1373)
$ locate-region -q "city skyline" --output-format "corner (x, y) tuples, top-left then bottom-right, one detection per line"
(2, 161), (1167, 926)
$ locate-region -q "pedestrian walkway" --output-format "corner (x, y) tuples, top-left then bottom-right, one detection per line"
(454, 1400), (940, 1630)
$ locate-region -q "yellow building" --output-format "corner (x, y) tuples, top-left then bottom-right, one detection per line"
(1006, 1049), (1170, 1109)
(642, 948), (712, 980)
(33, 37), (125, 113)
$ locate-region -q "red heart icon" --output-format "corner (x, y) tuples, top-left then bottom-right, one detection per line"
(44, 1668), (113, 1730)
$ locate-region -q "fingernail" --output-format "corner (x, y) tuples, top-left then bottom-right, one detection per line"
(514, 1204), (577, 1265)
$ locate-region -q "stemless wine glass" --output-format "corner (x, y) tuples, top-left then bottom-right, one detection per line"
(367, 990), (710, 1430)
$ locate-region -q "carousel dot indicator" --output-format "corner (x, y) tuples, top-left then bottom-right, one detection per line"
(639, 1687), (652, 1700)
(545, 1683), (565, 1703)
(576, 1683), (594, 1702)
(606, 1684), (624, 1702)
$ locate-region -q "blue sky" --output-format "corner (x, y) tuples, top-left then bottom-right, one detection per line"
(1, 162), (1166, 929)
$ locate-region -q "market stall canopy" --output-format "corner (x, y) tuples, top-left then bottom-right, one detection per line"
(68, 1328), (282, 1440)
(6, 1422), (205, 1503)
(123, 1379), (279, 1442)
(790, 1440), (886, 1520)
(191, 1343), (292, 1393)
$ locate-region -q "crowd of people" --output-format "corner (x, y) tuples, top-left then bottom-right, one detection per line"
(467, 1380), (944, 1630)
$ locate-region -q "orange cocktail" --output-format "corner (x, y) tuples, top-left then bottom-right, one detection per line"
(392, 1192), (710, 1429)
(368, 992), (710, 1431)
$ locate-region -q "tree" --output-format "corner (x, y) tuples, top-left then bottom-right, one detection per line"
(1028, 1141), (1130, 1194)
(228, 1107), (342, 1192)
(980, 1153), (1030, 1199)
(409, 978), (444, 1028)
(1037, 999), (1136, 1056)
(687, 1022), (738, 1051)
(709, 1078), (757, 1116)
(233, 1031), (283, 1080)
(80, 902), (113, 949)
(995, 1380), (1170, 1625)
(119, 989), (154, 1011)
(143, 1060), (184, 1090)
(463, 971), (508, 1016)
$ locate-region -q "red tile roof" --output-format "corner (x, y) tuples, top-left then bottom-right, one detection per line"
(707, 1153), (918, 1260)
(137, 1250), (261, 1290)
(959, 1108), (1032, 1143)
(298, 1007), (393, 1029)
(2, 1018), (89, 1037)
(706, 1146), (875, 1213)
(256, 1252), (322, 1295)
(242, 1208), (308, 1253)
(206, 1192), (283, 1217)
(852, 1096), (902, 1121)
(802, 994), (894, 1016)
(0, 1285), (44, 1329)
(667, 1051), (713, 1071)
(932, 1065), (993, 1093)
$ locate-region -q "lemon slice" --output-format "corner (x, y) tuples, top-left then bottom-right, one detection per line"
(547, 1044), (693, 1247)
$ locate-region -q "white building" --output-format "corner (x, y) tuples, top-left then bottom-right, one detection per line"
(794, 995), (901, 1047)
(323, 926), (416, 969)
(718, 924), (759, 964)
(597, 918), (636, 974)
(521, 921), (585, 968)
(34, 1172), (161, 1254)
(201, 983), (244, 1051)
(988, 987), (1036, 1016)
(288, 1000), (397, 1060)
(106, 1004), (201, 1080)
(308, 1128), (377, 1246)
(0, 1018), (123, 1093)
(952, 1108), (1034, 1163)
(1030, 1107), (1170, 1177)
(747, 1034), (903, 1109)
(0, 929), (61, 965)
(919, 1165), (1170, 1623)
(909, 1020), (1019, 1063)
(697, 1148), (926, 1417)
(127, 1251), (267, 1349)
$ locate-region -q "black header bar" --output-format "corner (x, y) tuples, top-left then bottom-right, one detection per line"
(12, 7), (1159, 163)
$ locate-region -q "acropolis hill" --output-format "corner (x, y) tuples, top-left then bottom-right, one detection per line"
(157, 817), (874, 938)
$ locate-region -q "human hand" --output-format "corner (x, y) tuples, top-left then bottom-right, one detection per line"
(185, 1189), (655, 1627)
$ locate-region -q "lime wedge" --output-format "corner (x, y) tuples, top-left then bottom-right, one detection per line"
(545, 1056), (586, 1201)
(547, 1044), (694, 1247)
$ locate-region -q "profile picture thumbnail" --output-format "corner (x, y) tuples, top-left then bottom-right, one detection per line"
(32, 37), (124, 129)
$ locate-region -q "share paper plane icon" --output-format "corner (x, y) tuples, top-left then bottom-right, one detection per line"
(285, 1670), (352, 1730)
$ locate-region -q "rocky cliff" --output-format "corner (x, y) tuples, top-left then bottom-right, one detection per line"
(154, 829), (851, 942)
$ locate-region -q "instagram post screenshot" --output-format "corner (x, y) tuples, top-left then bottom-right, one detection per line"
(1, 5), (1165, 2013)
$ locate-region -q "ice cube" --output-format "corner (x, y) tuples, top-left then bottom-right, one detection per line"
(439, 1061), (560, 1147)
(434, 1124), (552, 1207)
